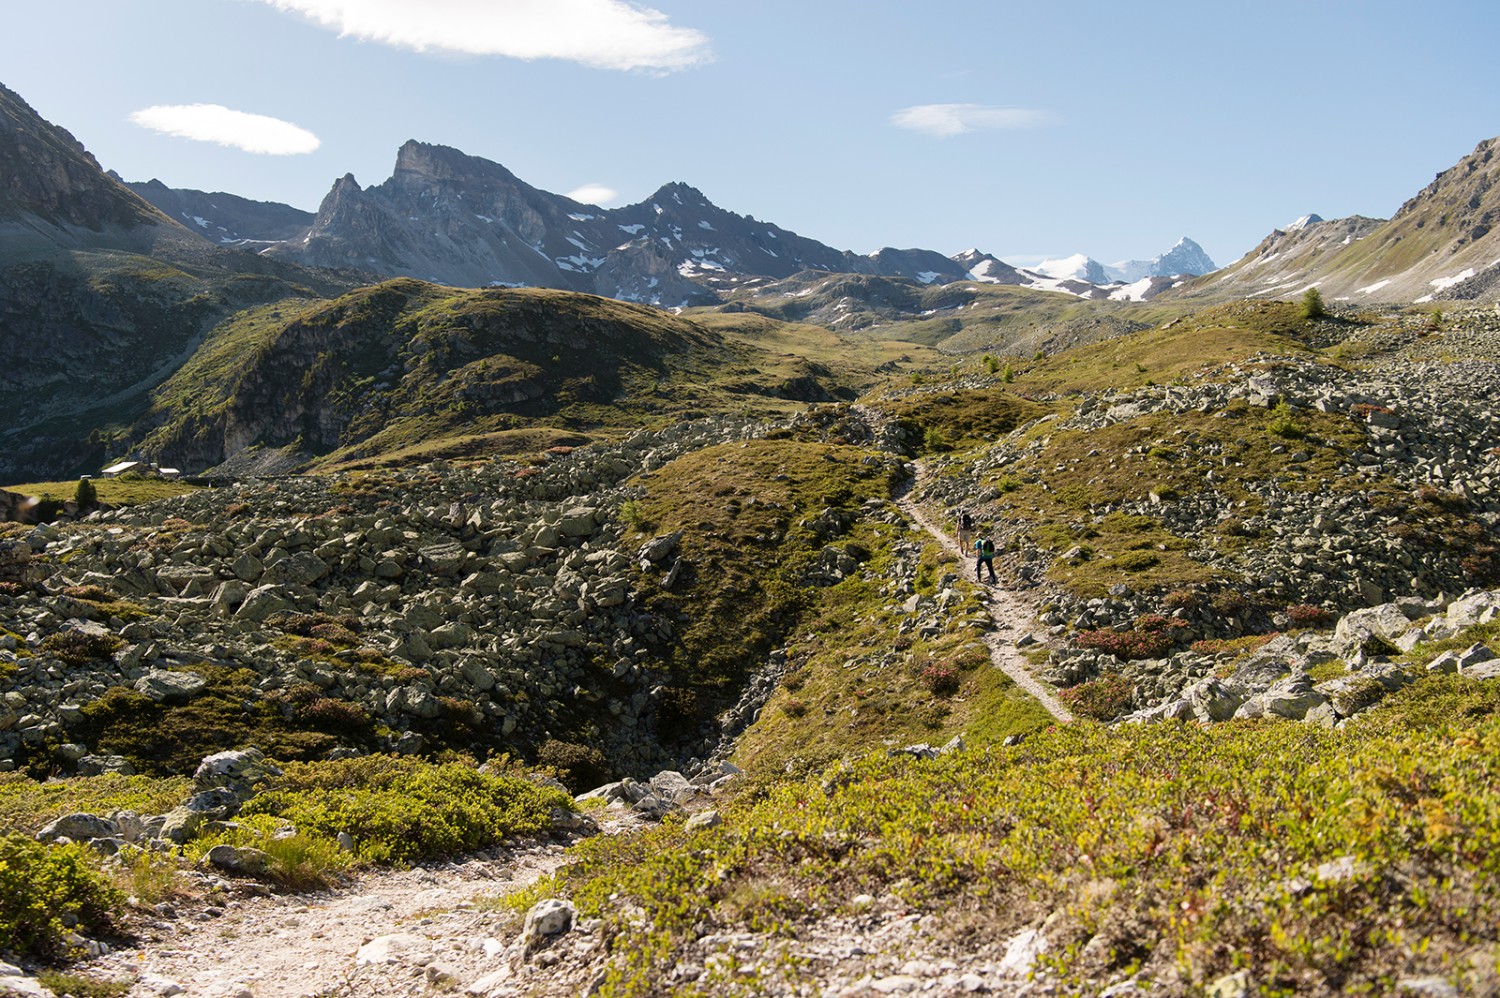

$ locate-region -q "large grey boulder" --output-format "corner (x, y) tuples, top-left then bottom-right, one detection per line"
(235, 584), (292, 622)
(1444, 590), (1500, 629)
(204, 843), (272, 877)
(638, 530), (683, 568)
(36, 812), (119, 843)
(1332, 603), (1419, 659)
(521, 898), (575, 950)
(261, 551), (330, 586)
(193, 747), (281, 794)
(420, 540), (466, 575)
(135, 669), (208, 704)
(1183, 677), (1248, 722)
(1236, 675), (1327, 721)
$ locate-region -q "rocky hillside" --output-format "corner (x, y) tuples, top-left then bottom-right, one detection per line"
(1176, 136), (1500, 306)
(122, 177), (314, 245)
(0, 82), (356, 483)
(0, 83), (169, 242)
(257, 141), (969, 306)
(906, 302), (1500, 718)
(717, 268), (1163, 354)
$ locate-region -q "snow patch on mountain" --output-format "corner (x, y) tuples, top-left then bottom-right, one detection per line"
(1033, 253), (1108, 284)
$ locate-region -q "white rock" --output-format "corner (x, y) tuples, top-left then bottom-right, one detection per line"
(998, 927), (1048, 976)
(355, 932), (434, 966)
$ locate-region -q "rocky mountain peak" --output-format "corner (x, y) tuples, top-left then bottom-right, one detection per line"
(0, 81), (166, 231)
(391, 140), (519, 188)
(316, 173), (364, 215)
(1395, 136), (1499, 240)
(648, 181), (712, 208)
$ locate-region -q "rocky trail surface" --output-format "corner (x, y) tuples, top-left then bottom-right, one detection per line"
(895, 466), (1073, 723)
(90, 832), (590, 998)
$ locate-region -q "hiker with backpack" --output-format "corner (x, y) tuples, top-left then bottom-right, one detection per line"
(957, 509), (975, 551)
(975, 532), (997, 583)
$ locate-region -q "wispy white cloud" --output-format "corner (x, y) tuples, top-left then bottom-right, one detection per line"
(257, 0), (712, 72)
(890, 104), (1050, 138)
(128, 104), (321, 155)
(566, 184), (619, 206)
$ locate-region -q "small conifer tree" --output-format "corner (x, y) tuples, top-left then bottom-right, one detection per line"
(74, 477), (97, 510)
(1301, 286), (1327, 320)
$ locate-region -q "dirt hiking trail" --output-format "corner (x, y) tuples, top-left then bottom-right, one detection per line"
(896, 463), (1074, 724)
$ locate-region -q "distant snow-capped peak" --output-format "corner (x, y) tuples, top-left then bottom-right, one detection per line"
(1286, 214), (1325, 231)
(1105, 237), (1217, 282)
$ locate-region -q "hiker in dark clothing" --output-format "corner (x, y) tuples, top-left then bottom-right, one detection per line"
(975, 533), (997, 583)
(957, 509), (975, 552)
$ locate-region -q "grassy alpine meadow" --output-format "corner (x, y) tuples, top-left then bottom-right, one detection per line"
(513, 672), (1500, 997)
(0, 474), (201, 509)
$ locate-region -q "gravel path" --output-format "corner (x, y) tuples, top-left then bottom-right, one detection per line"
(88, 822), (642, 998)
(896, 464), (1074, 724)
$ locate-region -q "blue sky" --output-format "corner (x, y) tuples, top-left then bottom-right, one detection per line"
(3, 0), (1498, 269)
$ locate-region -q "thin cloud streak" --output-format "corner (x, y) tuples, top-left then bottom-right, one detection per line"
(257, 0), (712, 72)
(891, 103), (1051, 138)
(128, 104), (321, 155)
(566, 184), (619, 206)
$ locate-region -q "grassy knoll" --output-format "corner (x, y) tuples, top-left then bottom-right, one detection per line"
(731, 521), (1054, 776)
(518, 672), (1500, 996)
(621, 438), (902, 746)
(126, 280), (899, 474)
(1, 475), (200, 508)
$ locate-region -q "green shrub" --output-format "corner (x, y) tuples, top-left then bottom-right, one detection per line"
(189, 814), (352, 890)
(0, 834), (123, 961)
(39, 631), (122, 666)
(0, 772), (190, 837)
(1057, 672), (1134, 720)
(922, 426), (954, 453)
(920, 664), (961, 697)
(73, 478), (98, 511)
(537, 739), (612, 794)
(1075, 616), (1187, 660)
(1266, 400), (1305, 439)
(36, 971), (130, 998)
(536, 682), (1500, 994)
(1285, 604), (1333, 627)
(239, 760), (570, 865)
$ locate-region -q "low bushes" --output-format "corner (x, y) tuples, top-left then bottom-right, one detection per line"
(1058, 672), (1134, 720)
(0, 833), (122, 962)
(530, 674), (1500, 995)
(1075, 614), (1188, 660)
(237, 758), (571, 865)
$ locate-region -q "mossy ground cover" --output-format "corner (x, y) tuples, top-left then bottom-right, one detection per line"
(126, 279), (893, 473)
(0, 834), (123, 963)
(962, 401), (1374, 599)
(731, 525), (1054, 776)
(67, 666), (376, 777)
(622, 438), (902, 745)
(1004, 301), (1327, 394)
(522, 673), (1500, 997)
(885, 389), (1051, 453)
